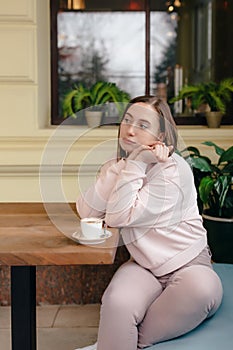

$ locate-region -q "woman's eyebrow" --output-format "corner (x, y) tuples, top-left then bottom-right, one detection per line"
(125, 112), (133, 118)
(125, 113), (151, 124)
(138, 118), (151, 125)
(124, 113), (152, 127)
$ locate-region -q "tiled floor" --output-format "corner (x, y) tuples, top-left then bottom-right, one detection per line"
(0, 304), (100, 350)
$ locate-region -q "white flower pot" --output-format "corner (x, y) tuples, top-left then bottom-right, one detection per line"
(85, 111), (103, 128)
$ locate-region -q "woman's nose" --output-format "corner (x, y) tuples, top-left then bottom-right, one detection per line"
(127, 123), (136, 135)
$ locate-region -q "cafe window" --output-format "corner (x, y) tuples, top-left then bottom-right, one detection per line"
(50, 0), (233, 125)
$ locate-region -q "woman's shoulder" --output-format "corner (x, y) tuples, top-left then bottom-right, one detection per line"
(172, 152), (192, 168)
(170, 152), (195, 182)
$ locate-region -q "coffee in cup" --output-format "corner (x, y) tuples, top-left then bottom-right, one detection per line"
(80, 217), (103, 239)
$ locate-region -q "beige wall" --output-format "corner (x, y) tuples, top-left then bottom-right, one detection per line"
(0, 0), (232, 202)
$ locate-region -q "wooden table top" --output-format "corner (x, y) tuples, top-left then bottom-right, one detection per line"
(0, 203), (119, 266)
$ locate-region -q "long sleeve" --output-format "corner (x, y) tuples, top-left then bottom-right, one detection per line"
(76, 158), (126, 219)
(77, 153), (207, 275)
(105, 158), (181, 228)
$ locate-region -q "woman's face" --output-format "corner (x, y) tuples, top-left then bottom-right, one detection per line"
(119, 102), (163, 154)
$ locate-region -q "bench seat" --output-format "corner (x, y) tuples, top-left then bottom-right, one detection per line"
(147, 263), (233, 350)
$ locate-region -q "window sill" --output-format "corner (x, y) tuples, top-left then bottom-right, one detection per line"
(174, 114), (233, 125)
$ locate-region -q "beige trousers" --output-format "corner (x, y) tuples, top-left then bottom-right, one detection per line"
(97, 247), (223, 350)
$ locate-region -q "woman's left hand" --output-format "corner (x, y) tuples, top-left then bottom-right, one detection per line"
(151, 142), (173, 163)
(128, 142), (173, 164)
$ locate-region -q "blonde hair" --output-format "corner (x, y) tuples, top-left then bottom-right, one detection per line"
(117, 95), (178, 159)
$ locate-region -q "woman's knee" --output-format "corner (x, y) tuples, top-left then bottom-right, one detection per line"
(101, 262), (163, 323)
(172, 265), (223, 316)
(101, 281), (143, 325)
(101, 283), (126, 310)
(100, 264), (139, 319)
(100, 261), (140, 310)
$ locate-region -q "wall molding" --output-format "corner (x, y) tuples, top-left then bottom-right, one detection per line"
(0, 25), (36, 82)
(0, 164), (99, 177)
(0, 0), (36, 23)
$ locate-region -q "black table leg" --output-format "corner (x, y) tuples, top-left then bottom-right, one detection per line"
(11, 266), (37, 350)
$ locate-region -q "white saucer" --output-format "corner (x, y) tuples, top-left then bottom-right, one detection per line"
(72, 229), (112, 245)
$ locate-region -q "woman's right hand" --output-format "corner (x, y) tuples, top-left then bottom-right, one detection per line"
(128, 143), (173, 164)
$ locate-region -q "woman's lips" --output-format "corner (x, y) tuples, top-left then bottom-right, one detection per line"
(122, 138), (136, 145)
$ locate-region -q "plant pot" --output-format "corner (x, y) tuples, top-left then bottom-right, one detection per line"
(205, 111), (223, 128)
(85, 111), (103, 128)
(202, 213), (233, 263)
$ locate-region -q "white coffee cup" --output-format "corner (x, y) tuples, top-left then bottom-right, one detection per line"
(80, 217), (103, 239)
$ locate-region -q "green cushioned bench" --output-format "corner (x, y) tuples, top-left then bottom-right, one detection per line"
(147, 263), (233, 350)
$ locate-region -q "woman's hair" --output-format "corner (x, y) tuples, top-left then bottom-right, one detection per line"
(117, 95), (178, 159)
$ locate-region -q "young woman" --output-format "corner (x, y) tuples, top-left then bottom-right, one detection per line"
(76, 96), (223, 350)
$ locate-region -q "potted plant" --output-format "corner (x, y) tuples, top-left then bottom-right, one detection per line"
(170, 78), (233, 128)
(62, 81), (131, 128)
(181, 141), (233, 263)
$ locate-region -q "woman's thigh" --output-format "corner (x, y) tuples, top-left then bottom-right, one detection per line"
(101, 260), (163, 323)
(138, 265), (223, 349)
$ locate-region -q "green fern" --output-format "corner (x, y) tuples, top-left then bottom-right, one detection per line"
(62, 81), (131, 118)
(169, 78), (233, 114)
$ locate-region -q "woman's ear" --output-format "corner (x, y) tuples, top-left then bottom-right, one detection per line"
(158, 132), (165, 142)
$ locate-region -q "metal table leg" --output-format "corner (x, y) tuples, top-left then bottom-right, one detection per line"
(11, 266), (37, 350)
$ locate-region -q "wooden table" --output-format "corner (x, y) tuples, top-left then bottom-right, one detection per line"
(0, 203), (119, 350)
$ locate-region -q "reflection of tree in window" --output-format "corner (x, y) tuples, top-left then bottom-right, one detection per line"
(78, 39), (109, 87)
(57, 12), (145, 98)
(56, 10), (177, 117)
(153, 39), (176, 101)
(152, 12), (177, 103)
(58, 13), (110, 115)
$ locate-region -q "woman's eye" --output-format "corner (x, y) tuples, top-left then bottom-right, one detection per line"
(140, 123), (149, 129)
(123, 117), (131, 124)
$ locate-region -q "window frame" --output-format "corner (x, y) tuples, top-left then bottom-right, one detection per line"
(50, 1), (233, 126)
